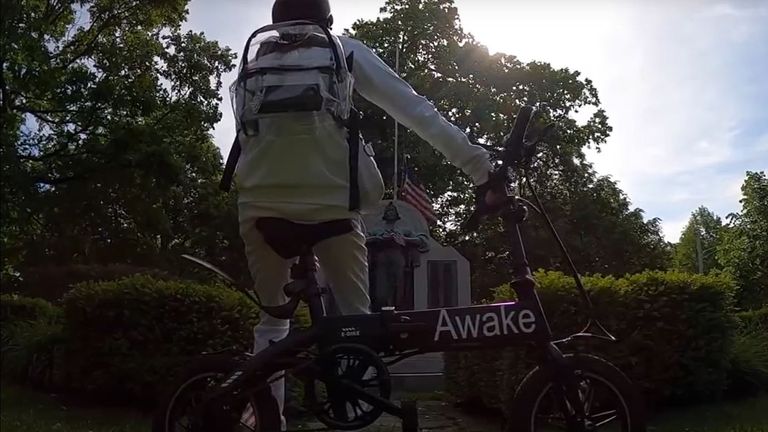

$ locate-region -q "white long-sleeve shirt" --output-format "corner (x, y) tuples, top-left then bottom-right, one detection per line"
(236, 35), (492, 223)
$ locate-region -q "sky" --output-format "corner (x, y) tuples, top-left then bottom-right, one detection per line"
(182, 0), (768, 242)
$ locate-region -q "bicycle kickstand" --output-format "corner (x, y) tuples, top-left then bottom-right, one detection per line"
(401, 400), (419, 432)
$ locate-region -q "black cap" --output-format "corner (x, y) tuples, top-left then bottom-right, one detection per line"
(272, 0), (331, 24)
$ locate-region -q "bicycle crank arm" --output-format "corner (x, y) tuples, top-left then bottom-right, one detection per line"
(321, 376), (406, 419)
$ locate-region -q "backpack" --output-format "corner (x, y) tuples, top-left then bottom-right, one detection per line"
(220, 20), (383, 212)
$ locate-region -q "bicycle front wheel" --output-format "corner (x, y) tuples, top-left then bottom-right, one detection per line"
(152, 354), (281, 432)
(508, 354), (646, 432)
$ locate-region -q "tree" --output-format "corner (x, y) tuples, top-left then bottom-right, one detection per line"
(674, 206), (723, 274)
(718, 171), (768, 309)
(0, 0), (240, 281)
(348, 0), (669, 296)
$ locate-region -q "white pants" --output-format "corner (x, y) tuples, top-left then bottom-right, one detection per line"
(239, 214), (371, 428)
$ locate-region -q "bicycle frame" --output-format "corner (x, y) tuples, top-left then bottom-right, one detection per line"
(198, 192), (601, 427)
(174, 105), (628, 431)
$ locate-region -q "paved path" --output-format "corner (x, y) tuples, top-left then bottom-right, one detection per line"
(289, 398), (502, 432)
(288, 354), (502, 431)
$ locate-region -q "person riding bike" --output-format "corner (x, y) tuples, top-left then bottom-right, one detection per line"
(232, 0), (499, 426)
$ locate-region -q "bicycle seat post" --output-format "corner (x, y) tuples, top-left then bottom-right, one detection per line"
(292, 248), (326, 322)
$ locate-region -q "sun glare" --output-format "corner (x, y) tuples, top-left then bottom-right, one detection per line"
(454, 0), (628, 68)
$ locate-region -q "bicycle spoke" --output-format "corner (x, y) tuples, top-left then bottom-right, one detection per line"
(360, 376), (380, 388)
(239, 417), (258, 432)
(348, 363), (368, 380)
(589, 409), (619, 426)
(239, 404), (258, 431)
(350, 397), (371, 415)
(583, 381), (595, 415)
(349, 399), (363, 417)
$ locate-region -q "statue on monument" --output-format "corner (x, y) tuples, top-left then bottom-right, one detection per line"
(366, 202), (430, 310)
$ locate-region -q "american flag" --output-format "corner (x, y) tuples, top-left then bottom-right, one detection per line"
(400, 166), (438, 224)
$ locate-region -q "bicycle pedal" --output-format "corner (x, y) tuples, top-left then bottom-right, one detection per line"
(401, 400), (419, 432)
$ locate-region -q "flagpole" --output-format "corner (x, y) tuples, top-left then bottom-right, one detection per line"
(392, 34), (401, 201)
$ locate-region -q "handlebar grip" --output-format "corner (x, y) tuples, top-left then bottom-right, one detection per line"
(461, 105), (535, 233)
(502, 105), (535, 167)
(460, 169), (509, 233)
(504, 106), (534, 146)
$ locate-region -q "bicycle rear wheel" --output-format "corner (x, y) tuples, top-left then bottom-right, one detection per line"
(508, 354), (645, 432)
(152, 354), (281, 432)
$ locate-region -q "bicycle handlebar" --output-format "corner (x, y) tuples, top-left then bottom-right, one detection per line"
(462, 105), (537, 232)
(501, 105), (536, 170)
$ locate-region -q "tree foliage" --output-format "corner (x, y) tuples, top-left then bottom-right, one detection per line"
(0, 0), (243, 282)
(674, 206), (724, 274)
(2, 0), (673, 297)
(718, 171), (768, 309)
(348, 0), (669, 296)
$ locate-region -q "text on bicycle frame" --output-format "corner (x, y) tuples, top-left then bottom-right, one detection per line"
(433, 305), (536, 341)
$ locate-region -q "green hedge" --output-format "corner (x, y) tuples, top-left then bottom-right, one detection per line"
(10, 264), (177, 302)
(0, 294), (62, 324)
(445, 270), (736, 413)
(60, 275), (259, 405)
(1, 295), (66, 388)
(736, 307), (768, 330)
(2, 279), (313, 411)
(727, 306), (768, 397)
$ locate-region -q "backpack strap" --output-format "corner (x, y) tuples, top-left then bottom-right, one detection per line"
(347, 107), (361, 211)
(344, 51), (361, 211)
(346, 51), (355, 72)
(219, 136), (241, 192)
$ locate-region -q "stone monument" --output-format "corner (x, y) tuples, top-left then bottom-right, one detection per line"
(365, 201), (429, 311)
(362, 200), (471, 312)
(363, 199), (472, 391)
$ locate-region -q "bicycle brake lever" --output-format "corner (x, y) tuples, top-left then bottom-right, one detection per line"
(461, 172), (512, 233)
(512, 123), (552, 168)
(524, 123), (556, 158)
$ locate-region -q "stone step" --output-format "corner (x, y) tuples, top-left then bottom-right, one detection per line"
(389, 352), (445, 393)
(388, 352), (444, 374)
(392, 372), (444, 393)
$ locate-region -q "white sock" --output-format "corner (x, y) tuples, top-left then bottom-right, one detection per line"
(244, 324), (289, 430)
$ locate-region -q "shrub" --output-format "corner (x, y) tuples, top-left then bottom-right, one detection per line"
(0, 294), (62, 325)
(444, 350), (507, 411)
(614, 271), (735, 404)
(727, 309), (768, 397)
(1, 319), (67, 389)
(11, 264), (176, 302)
(61, 275), (259, 405)
(0, 295), (66, 389)
(445, 270), (737, 413)
(736, 307), (768, 329)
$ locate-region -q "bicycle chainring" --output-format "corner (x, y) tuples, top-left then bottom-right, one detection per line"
(304, 343), (392, 431)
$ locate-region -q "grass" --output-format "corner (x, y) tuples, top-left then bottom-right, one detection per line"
(648, 396), (768, 432)
(0, 385), (149, 432)
(1, 383), (767, 432)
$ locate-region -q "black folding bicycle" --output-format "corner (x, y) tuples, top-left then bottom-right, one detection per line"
(152, 105), (646, 432)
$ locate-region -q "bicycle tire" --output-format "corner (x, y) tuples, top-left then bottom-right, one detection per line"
(152, 354), (281, 432)
(508, 354), (646, 432)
